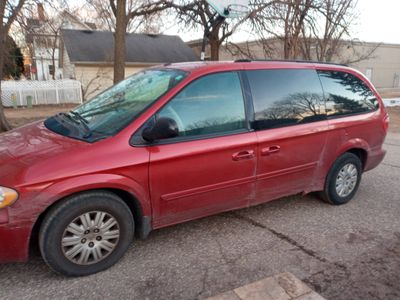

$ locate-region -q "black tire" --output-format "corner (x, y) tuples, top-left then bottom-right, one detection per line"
(320, 152), (362, 205)
(39, 191), (134, 276)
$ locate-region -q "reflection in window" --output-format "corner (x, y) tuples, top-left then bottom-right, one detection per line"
(318, 70), (379, 117)
(157, 72), (246, 138)
(74, 69), (187, 135)
(246, 69), (326, 130)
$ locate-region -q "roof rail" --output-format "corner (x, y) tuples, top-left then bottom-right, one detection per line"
(234, 59), (252, 63)
(233, 59), (348, 67)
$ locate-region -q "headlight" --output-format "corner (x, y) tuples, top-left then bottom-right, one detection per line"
(0, 187), (18, 209)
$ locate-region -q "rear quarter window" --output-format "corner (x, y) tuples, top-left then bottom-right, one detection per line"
(246, 69), (326, 130)
(317, 70), (379, 117)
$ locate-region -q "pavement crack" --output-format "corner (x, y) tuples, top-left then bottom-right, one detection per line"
(215, 238), (235, 264)
(384, 142), (400, 147)
(229, 212), (328, 264)
(267, 227), (329, 264)
(381, 162), (400, 169)
(229, 212), (267, 229)
(225, 212), (352, 288)
(196, 268), (209, 299)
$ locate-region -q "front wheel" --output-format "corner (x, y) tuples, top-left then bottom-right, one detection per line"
(39, 191), (134, 276)
(320, 152), (362, 205)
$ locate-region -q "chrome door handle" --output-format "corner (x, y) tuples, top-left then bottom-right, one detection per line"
(232, 150), (255, 161)
(261, 145), (281, 156)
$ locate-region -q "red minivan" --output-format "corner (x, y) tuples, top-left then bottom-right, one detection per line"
(0, 61), (388, 276)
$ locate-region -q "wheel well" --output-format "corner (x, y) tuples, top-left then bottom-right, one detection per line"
(29, 188), (144, 256)
(347, 148), (367, 170)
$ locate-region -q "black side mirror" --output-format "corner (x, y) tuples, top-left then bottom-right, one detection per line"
(142, 117), (179, 142)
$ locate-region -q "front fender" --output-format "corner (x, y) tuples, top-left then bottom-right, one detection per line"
(3, 173), (151, 263)
(35, 173), (151, 217)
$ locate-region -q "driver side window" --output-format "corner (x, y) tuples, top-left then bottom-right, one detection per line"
(157, 72), (247, 138)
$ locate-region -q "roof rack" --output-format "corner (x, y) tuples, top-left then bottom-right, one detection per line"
(233, 59), (348, 67)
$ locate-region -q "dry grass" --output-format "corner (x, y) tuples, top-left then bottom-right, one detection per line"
(5, 104), (76, 128)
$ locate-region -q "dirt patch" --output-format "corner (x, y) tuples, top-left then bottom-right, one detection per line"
(304, 234), (400, 300)
(4, 104), (76, 128)
(387, 107), (400, 133)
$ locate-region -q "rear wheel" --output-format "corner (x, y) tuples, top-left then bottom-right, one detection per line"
(39, 191), (134, 276)
(320, 153), (362, 205)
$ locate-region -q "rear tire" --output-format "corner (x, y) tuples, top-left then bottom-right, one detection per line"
(39, 191), (134, 276)
(320, 152), (362, 205)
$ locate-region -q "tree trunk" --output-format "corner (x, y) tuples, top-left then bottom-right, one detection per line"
(0, 37), (11, 132)
(0, 94), (10, 132)
(209, 33), (220, 61)
(113, 0), (127, 84)
(52, 47), (56, 80)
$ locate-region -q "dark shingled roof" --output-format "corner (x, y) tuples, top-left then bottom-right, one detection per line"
(61, 29), (198, 64)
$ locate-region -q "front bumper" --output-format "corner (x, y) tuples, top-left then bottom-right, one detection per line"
(0, 209), (32, 263)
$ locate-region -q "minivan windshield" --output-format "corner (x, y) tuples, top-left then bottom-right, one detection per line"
(45, 68), (187, 142)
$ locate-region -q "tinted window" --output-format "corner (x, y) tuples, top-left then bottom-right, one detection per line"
(246, 69), (326, 130)
(318, 70), (379, 117)
(157, 72), (246, 138)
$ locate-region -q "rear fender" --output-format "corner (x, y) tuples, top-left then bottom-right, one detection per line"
(311, 138), (370, 193)
(334, 138), (369, 166)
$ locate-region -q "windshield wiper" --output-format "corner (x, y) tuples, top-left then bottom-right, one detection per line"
(70, 111), (89, 124)
(56, 112), (92, 138)
(69, 111), (92, 138)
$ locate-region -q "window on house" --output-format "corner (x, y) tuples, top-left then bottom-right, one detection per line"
(49, 65), (55, 76)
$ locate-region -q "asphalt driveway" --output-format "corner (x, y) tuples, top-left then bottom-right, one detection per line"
(1, 132), (399, 300)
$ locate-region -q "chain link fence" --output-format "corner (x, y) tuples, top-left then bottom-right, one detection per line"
(1, 79), (83, 107)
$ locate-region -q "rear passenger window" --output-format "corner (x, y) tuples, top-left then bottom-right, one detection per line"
(317, 70), (379, 117)
(246, 69), (326, 130)
(157, 72), (246, 138)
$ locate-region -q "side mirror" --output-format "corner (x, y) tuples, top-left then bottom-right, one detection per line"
(142, 117), (179, 142)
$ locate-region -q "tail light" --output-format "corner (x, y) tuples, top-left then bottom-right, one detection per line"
(383, 113), (390, 133)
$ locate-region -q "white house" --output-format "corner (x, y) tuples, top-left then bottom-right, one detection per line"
(26, 5), (95, 81)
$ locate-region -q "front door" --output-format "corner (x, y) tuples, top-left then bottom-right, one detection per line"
(244, 68), (329, 204)
(148, 71), (257, 228)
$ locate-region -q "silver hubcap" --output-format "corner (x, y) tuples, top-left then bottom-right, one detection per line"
(61, 211), (120, 265)
(335, 163), (358, 197)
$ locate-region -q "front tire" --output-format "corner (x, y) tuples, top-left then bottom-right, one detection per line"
(39, 191), (134, 276)
(320, 153), (362, 205)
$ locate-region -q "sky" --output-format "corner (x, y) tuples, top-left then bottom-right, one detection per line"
(64, 0), (400, 44)
(163, 0), (400, 44)
(354, 0), (400, 44)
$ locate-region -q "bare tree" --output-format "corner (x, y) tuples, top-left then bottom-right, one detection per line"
(249, 0), (315, 60)
(28, 15), (62, 80)
(86, 0), (162, 33)
(247, 0), (376, 64)
(300, 0), (358, 62)
(87, 0), (171, 84)
(0, 0), (26, 132)
(19, 1), (88, 81)
(80, 67), (113, 100)
(171, 0), (275, 61)
(281, 0), (313, 59)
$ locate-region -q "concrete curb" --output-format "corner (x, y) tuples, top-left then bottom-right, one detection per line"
(207, 272), (325, 300)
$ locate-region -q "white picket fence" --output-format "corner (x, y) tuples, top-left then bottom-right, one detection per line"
(1, 79), (83, 107)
